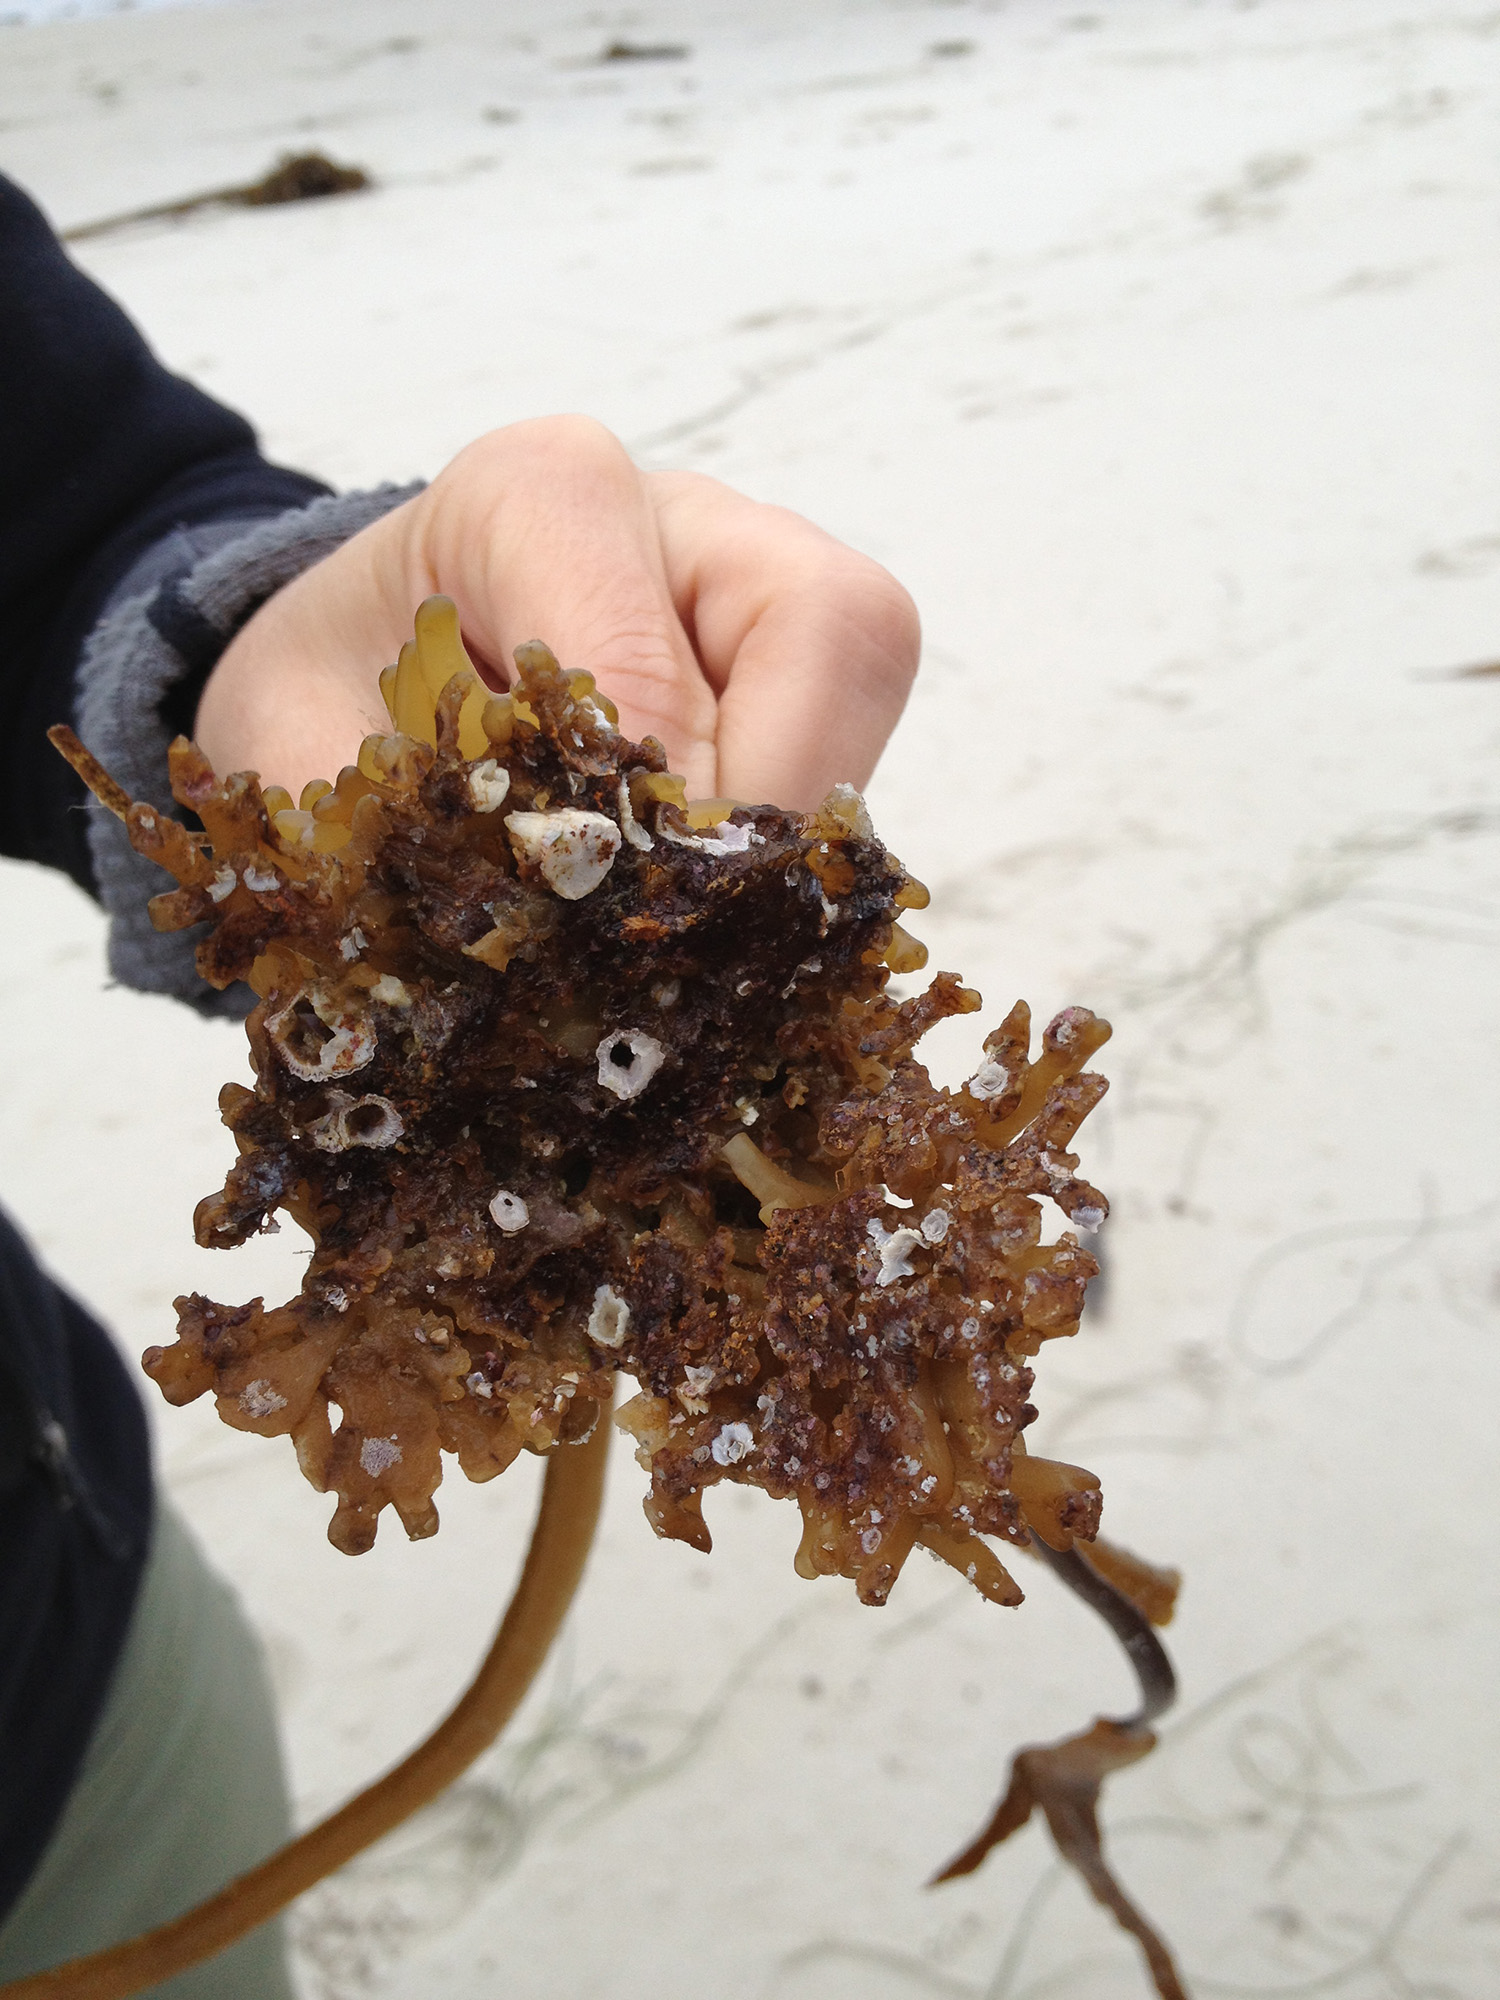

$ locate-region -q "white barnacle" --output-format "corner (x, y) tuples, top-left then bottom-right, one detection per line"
(678, 1363), (715, 1415)
(505, 808), (620, 899)
(243, 864), (280, 894)
(1050, 1009), (1080, 1047)
(359, 1436), (402, 1477)
(370, 974), (412, 1008)
(695, 819), (758, 856)
(276, 811), (317, 849)
(309, 1093), (404, 1153)
(267, 987), (376, 1082)
(596, 1028), (665, 1100)
(1073, 1203), (1106, 1232)
(468, 759), (511, 814)
(711, 1421), (755, 1466)
(860, 1526), (883, 1555)
(966, 1058), (1011, 1103)
(588, 1284), (630, 1349)
(347, 1097), (404, 1148)
(617, 774), (654, 852)
(657, 816), (761, 857)
(825, 782), (876, 839)
(487, 1189), (530, 1234)
(237, 1378), (287, 1420)
(920, 1207), (951, 1244)
(207, 863), (236, 903)
(866, 1218), (924, 1286)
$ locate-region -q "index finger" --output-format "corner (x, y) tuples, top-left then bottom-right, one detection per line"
(414, 420), (720, 797)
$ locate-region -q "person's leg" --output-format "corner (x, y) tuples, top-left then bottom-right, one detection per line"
(0, 1498), (296, 1998)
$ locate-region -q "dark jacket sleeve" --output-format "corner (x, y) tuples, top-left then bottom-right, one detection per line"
(0, 1213), (153, 1925)
(0, 173), (328, 892)
(0, 177), (335, 1922)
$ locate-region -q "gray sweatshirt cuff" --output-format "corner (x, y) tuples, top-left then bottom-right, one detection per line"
(76, 483), (423, 1017)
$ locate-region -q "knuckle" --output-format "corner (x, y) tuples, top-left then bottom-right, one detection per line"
(441, 415), (637, 498)
(801, 548), (922, 693)
(757, 512), (921, 650)
(518, 412), (629, 470)
(857, 566), (923, 672)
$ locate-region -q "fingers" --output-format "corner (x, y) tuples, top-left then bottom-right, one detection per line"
(413, 418), (720, 796)
(419, 435), (917, 808)
(198, 418), (727, 798)
(196, 420), (920, 818)
(648, 471), (920, 810)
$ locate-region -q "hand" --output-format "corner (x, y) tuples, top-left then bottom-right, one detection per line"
(195, 416), (920, 811)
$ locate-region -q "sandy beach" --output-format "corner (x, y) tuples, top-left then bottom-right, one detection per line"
(2, 1), (1499, 1993)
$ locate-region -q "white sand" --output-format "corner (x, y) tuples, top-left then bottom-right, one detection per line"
(3, 1), (1499, 1993)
